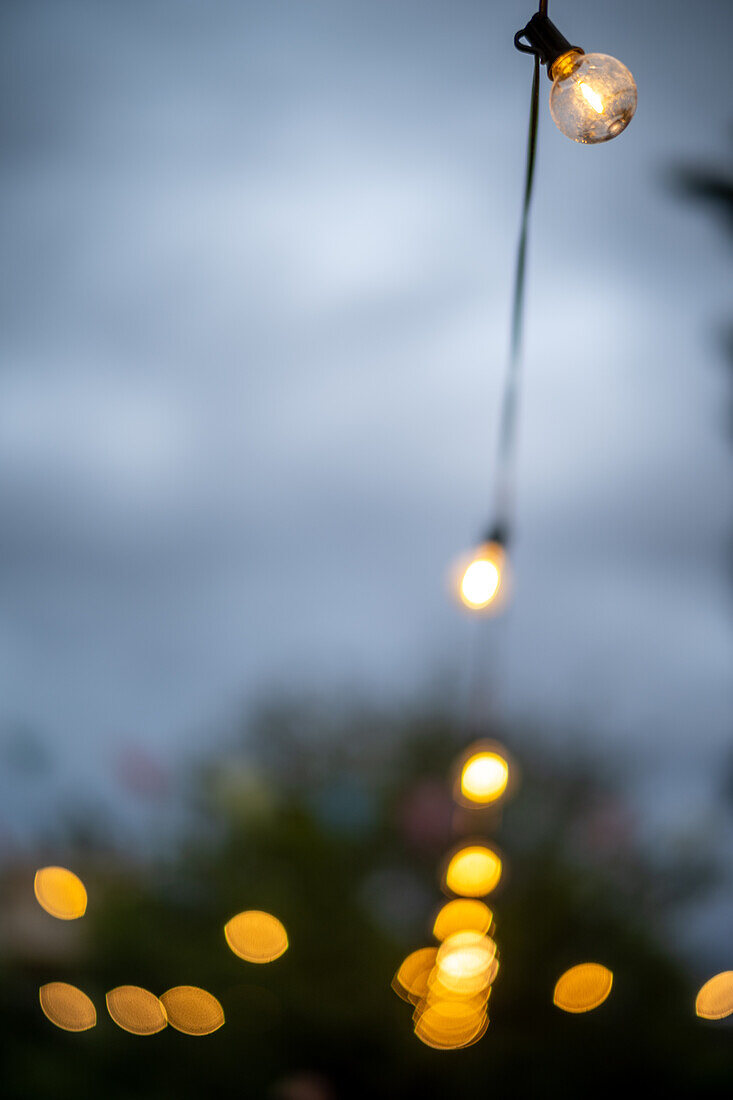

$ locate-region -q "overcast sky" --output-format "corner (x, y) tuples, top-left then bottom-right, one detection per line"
(0, 0), (731, 857)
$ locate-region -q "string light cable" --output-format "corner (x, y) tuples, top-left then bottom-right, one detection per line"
(456, 2), (637, 614)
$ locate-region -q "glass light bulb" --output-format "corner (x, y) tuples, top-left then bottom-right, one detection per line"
(460, 751), (509, 804)
(458, 541), (505, 610)
(461, 559), (499, 608)
(549, 51), (636, 144)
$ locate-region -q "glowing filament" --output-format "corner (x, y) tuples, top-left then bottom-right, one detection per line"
(579, 82), (604, 113)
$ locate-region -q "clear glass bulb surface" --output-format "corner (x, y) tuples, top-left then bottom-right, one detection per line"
(549, 51), (636, 144)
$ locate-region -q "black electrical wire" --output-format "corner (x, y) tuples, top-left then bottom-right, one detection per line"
(460, 6), (546, 738)
(491, 3), (544, 541)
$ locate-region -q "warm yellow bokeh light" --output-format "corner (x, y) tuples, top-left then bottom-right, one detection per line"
(579, 81), (604, 113)
(445, 845), (502, 898)
(39, 982), (96, 1032)
(460, 558), (500, 609)
(106, 986), (168, 1035)
(393, 947), (438, 1003)
(553, 963), (613, 1013)
(426, 972), (492, 1006)
(224, 910), (289, 964)
(458, 540), (506, 609)
(453, 541), (509, 612)
(460, 751), (509, 804)
(415, 1017), (488, 1050)
(695, 972), (733, 1020)
(414, 1000), (488, 1050)
(414, 999), (485, 1029)
(160, 986), (225, 1035)
(34, 866), (87, 920)
(435, 932), (496, 991)
(433, 898), (493, 942)
(431, 970), (493, 999)
(549, 51), (636, 144)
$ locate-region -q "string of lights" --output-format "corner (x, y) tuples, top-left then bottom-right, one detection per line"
(394, 2), (643, 1052)
(456, 1), (637, 615)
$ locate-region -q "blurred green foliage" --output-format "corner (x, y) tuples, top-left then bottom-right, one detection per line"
(1, 699), (731, 1097)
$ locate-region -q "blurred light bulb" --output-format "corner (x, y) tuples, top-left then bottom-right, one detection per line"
(34, 866), (87, 920)
(444, 844), (502, 898)
(458, 541), (505, 611)
(553, 963), (613, 1013)
(460, 751), (509, 804)
(436, 932), (496, 988)
(433, 898), (493, 942)
(515, 15), (637, 144)
(461, 560), (499, 607)
(549, 51), (636, 143)
(696, 972), (733, 1020)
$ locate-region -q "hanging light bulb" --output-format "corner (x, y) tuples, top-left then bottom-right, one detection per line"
(515, 13), (636, 144)
(457, 745), (510, 805)
(549, 51), (636, 143)
(460, 546), (502, 610)
(455, 527), (509, 612)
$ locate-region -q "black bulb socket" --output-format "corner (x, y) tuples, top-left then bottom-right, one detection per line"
(514, 13), (583, 80)
(482, 523), (510, 549)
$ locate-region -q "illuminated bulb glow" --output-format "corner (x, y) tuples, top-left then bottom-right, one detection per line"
(549, 52), (637, 144)
(393, 947), (438, 1003)
(34, 866), (87, 920)
(397, 929), (497, 1048)
(427, 973), (493, 1004)
(435, 932), (497, 995)
(455, 540), (507, 611)
(430, 968), (497, 1000)
(413, 1001), (488, 1050)
(460, 559), (500, 608)
(460, 751), (509, 804)
(437, 932), (496, 980)
(695, 972), (733, 1020)
(40, 983), (96, 1032)
(553, 963), (613, 1013)
(578, 81), (604, 113)
(433, 898), (493, 941)
(160, 986), (225, 1035)
(224, 910), (288, 963)
(106, 986), (168, 1035)
(415, 1000), (486, 1030)
(445, 845), (502, 898)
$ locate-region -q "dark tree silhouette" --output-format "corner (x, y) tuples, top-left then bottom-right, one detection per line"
(0, 699), (728, 1099)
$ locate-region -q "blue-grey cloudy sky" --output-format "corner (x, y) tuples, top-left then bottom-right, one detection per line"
(0, 0), (731, 856)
